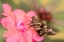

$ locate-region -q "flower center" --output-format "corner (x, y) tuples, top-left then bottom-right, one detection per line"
(17, 23), (26, 32)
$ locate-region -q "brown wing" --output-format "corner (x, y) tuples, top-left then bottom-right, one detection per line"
(38, 22), (56, 36)
(46, 27), (56, 35)
(31, 16), (56, 36)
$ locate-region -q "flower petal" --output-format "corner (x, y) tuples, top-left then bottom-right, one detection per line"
(13, 9), (26, 25)
(1, 17), (7, 28)
(23, 28), (33, 42)
(25, 11), (37, 21)
(3, 29), (16, 38)
(6, 31), (25, 42)
(26, 11), (37, 18)
(32, 28), (44, 41)
(1, 16), (15, 29)
(1, 17), (17, 38)
(2, 4), (16, 22)
(20, 32), (32, 42)
(3, 3), (12, 13)
(24, 27), (43, 42)
(2, 13), (8, 16)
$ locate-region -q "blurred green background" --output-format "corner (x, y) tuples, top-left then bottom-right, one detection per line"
(0, 0), (64, 42)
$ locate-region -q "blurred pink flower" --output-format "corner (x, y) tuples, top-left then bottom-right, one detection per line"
(1, 4), (44, 42)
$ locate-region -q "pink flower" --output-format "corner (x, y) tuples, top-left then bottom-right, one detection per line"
(1, 4), (44, 42)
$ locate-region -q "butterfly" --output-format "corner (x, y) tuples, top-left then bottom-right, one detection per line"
(29, 16), (56, 36)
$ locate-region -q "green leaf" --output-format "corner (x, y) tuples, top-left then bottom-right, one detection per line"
(0, 2), (3, 12)
(50, 22), (64, 31)
(20, 2), (31, 12)
(1, 0), (20, 10)
(52, 11), (64, 21)
(0, 25), (5, 42)
(46, 0), (62, 11)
